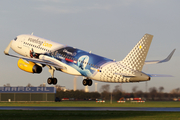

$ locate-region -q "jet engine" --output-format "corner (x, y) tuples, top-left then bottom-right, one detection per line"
(17, 59), (42, 73)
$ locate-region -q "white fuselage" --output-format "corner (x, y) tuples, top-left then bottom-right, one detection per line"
(10, 34), (150, 83)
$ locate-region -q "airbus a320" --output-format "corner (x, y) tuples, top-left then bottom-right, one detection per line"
(4, 34), (175, 86)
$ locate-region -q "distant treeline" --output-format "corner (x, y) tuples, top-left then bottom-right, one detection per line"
(56, 90), (100, 100)
(55, 85), (180, 101)
(4, 83), (180, 101)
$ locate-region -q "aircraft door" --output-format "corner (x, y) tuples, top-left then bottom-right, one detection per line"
(18, 37), (24, 49)
(17, 37), (27, 56)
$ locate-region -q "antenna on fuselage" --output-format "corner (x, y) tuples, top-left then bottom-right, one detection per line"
(31, 32), (33, 35)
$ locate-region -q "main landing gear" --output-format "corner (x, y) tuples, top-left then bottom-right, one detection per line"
(47, 66), (58, 85)
(47, 77), (57, 85)
(82, 79), (93, 86)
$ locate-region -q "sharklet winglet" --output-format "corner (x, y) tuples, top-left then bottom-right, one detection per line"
(4, 40), (13, 55)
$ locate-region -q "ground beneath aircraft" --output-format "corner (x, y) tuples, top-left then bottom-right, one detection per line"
(1, 106), (180, 111)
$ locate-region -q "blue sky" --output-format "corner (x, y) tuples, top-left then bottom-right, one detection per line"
(0, 0), (179, 92)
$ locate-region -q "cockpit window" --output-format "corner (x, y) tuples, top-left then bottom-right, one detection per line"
(14, 37), (17, 41)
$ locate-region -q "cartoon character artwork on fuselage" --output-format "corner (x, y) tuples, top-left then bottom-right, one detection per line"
(45, 46), (112, 77)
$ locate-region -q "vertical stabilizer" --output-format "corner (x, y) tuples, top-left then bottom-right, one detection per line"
(120, 34), (153, 71)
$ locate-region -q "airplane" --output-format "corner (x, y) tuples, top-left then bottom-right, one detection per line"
(4, 33), (175, 86)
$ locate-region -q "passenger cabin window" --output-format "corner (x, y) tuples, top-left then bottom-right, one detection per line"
(14, 37), (17, 41)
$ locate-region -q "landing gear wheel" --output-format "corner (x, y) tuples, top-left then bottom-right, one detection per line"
(82, 79), (93, 86)
(53, 78), (57, 85)
(83, 79), (88, 86)
(47, 78), (53, 85)
(47, 77), (58, 85)
(88, 79), (92, 86)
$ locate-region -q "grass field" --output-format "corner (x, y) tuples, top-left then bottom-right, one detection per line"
(0, 110), (180, 120)
(0, 101), (180, 107)
(0, 101), (180, 120)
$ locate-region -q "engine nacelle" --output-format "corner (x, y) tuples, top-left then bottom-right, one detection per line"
(17, 59), (42, 73)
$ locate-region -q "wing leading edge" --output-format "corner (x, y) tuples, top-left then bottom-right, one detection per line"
(5, 54), (66, 70)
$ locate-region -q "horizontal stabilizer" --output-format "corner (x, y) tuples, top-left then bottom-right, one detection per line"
(147, 74), (173, 77)
(145, 49), (176, 64)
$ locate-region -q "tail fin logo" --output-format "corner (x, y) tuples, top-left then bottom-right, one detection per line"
(139, 45), (142, 49)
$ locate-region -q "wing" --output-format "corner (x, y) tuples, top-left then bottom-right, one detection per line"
(145, 49), (176, 64)
(5, 54), (66, 70)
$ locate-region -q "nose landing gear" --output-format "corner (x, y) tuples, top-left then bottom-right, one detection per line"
(82, 79), (93, 86)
